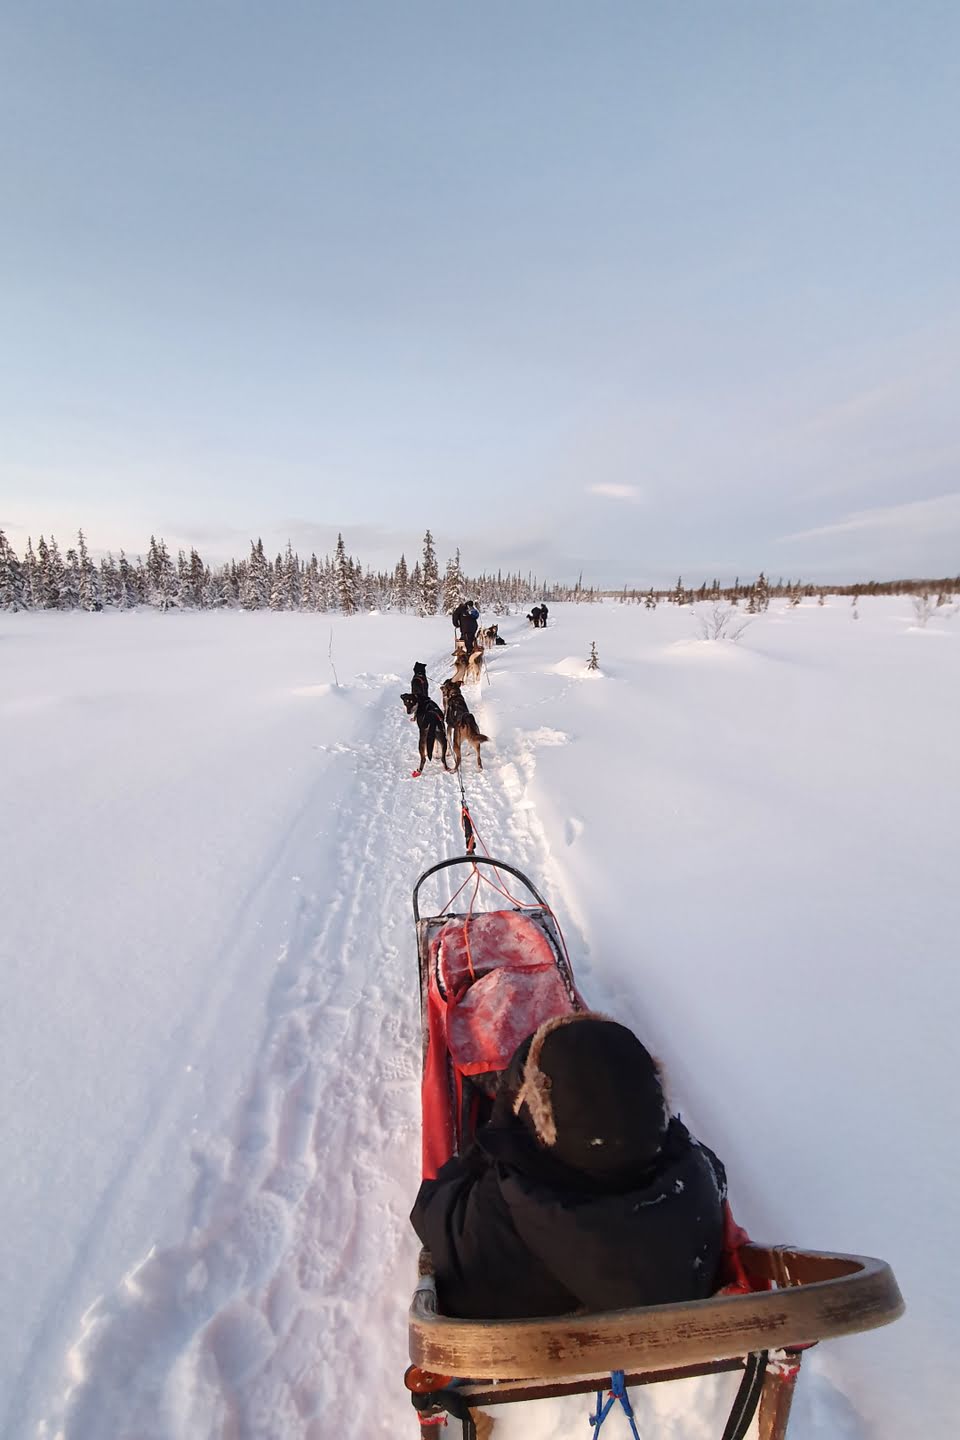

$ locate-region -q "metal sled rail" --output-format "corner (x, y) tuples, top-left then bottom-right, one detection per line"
(409, 1244), (903, 1380)
(413, 855), (550, 922)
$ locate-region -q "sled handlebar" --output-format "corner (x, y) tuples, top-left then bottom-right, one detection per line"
(412, 856), (551, 922)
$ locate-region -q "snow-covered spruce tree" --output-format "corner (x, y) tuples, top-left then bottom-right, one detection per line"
(50, 537), (72, 608)
(361, 567), (378, 611)
(353, 559), (364, 608)
(22, 539), (41, 607)
(201, 563), (223, 608)
(76, 529), (98, 611)
(442, 548), (464, 613)
(301, 554), (320, 611)
(316, 557), (335, 611)
(0, 529), (24, 610)
(268, 558), (286, 611)
(282, 542), (301, 610)
(334, 533), (359, 614)
(115, 551), (135, 609)
(241, 538), (270, 610)
(644, 589), (656, 609)
(35, 536), (58, 608)
(419, 530), (440, 615)
(217, 564), (238, 608)
(189, 548), (207, 608)
(146, 535), (177, 610)
(99, 553), (119, 607)
(176, 549), (190, 604)
(410, 560), (422, 607)
(62, 545), (81, 610)
(393, 553), (410, 612)
(755, 572), (770, 611)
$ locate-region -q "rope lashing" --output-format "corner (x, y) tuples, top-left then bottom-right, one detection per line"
(589, 1371), (642, 1440)
(456, 766), (476, 855)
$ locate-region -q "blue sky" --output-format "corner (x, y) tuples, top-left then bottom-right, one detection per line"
(1, 1), (958, 585)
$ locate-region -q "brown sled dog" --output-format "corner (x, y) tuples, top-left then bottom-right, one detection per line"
(440, 678), (489, 770)
(452, 646), (484, 686)
(400, 692), (450, 776)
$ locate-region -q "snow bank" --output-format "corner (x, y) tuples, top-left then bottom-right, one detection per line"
(2, 599), (955, 1438)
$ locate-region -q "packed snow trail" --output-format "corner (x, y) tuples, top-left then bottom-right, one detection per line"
(42, 636), (584, 1439)
(11, 601), (955, 1439)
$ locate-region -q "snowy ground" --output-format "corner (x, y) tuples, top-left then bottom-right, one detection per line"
(2, 599), (957, 1439)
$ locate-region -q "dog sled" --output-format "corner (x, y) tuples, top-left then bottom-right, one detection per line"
(405, 856), (903, 1439)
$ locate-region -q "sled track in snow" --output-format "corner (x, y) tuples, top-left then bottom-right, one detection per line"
(44, 643), (573, 1440)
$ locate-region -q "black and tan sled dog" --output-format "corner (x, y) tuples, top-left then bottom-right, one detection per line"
(401, 692), (450, 776)
(440, 678), (489, 771)
(411, 661), (430, 700)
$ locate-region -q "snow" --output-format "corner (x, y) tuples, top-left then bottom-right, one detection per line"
(2, 599), (957, 1438)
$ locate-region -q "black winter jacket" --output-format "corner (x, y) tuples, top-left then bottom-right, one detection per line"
(410, 1116), (726, 1320)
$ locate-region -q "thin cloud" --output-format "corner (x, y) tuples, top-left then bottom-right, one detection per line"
(778, 492), (960, 544)
(587, 484), (641, 502)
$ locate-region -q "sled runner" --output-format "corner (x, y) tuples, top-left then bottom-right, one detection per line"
(406, 857), (903, 1440)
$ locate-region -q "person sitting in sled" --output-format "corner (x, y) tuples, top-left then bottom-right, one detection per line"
(411, 1013), (727, 1320)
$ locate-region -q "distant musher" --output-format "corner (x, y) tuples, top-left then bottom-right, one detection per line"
(457, 599), (480, 652)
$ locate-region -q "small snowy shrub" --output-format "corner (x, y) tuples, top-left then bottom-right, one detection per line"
(912, 594), (933, 628)
(698, 604), (750, 642)
(587, 641), (600, 671)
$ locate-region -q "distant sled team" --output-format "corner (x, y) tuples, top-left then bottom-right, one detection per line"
(401, 600), (550, 776)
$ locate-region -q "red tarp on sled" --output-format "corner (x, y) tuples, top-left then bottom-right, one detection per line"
(421, 910), (576, 1179)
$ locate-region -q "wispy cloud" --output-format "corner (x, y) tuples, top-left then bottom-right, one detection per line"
(587, 484), (641, 502)
(778, 492), (960, 545)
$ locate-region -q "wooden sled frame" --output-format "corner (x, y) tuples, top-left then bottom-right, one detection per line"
(408, 858), (904, 1437)
(409, 1245), (903, 1438)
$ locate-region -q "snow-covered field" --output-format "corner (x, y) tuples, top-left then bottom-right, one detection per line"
(2, 599), (957, 1439)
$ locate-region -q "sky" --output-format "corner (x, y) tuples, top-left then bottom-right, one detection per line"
(1, 1), (958, 587)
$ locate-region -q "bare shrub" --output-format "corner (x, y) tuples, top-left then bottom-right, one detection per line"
(698, 604), (751, 642)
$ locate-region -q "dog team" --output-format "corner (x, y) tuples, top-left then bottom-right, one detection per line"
(400, 600), (548, 777)
(400, 601), (489, 777)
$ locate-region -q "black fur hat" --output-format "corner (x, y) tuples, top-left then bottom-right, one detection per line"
(512, 1013), (668, 1177)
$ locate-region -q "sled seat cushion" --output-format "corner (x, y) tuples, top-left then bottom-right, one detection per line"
(446, 970), (574, 1077)
(436, 910), (558, 999)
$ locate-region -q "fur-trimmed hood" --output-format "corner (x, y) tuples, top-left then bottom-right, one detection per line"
(505, 1012), (670, 1179)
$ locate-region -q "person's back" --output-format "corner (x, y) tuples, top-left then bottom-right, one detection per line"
(411, 1013), (726, 1320)
(461, 601), (480, 647)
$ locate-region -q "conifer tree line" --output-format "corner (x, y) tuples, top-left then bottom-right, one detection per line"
(1, 527), (954, 616)
(0, 527), (571, 615)
(606, 571), (959, 609)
